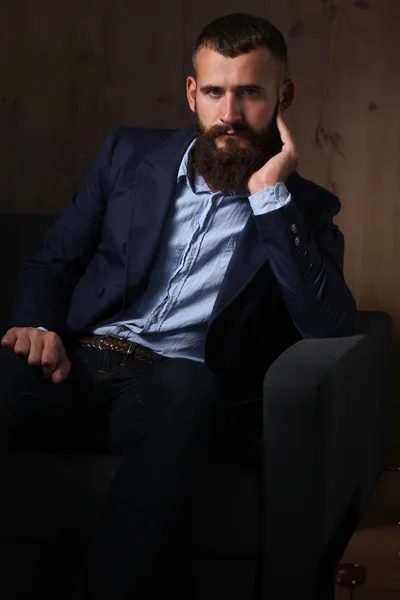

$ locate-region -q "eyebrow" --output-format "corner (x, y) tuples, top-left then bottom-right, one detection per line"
(199, 84), (265, 92)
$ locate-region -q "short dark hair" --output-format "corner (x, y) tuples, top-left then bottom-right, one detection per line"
(193, 13), (288, 80)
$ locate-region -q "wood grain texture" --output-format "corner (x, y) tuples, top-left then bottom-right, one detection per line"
(1, 1), (400, 457)
(0, 0), (185, 213)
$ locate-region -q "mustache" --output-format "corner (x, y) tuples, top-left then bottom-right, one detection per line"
(206, 123), (254, 139)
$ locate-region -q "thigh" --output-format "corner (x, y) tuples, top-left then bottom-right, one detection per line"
(110, 357), (228, 465)
(92, 356), (227, 455)
(133, 358), (227, 438)
(79, 350), (154, 454)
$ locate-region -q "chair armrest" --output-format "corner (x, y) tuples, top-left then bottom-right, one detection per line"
(261, 311), (391, 600)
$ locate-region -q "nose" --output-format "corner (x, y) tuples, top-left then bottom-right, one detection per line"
(220, 94), (242, 125)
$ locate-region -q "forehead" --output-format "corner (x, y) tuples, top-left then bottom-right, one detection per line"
(194, 46), (277, 86)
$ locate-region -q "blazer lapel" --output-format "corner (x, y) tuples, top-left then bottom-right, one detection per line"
(126, 126), (195, 285)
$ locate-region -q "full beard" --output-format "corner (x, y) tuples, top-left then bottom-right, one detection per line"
(190, 101), (282, 194)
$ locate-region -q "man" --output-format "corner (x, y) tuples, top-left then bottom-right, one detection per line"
(0, 12), (356, 599)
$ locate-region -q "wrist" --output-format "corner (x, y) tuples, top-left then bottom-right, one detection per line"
(248, 181), (279, 196)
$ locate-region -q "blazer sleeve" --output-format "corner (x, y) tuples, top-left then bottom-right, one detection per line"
(9, 128), (122, 334)
(253, 192), (357, 338)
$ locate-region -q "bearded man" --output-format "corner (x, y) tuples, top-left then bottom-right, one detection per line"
(0, 12), (356, 600)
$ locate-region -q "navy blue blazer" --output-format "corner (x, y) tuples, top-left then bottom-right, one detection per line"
(11, 125), (356, 390)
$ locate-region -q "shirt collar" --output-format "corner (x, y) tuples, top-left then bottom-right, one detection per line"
(177, 139), (195, 184)
(178, 139), (213, 193)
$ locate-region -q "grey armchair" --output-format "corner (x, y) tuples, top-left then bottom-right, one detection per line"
(0, 215), (391, 600)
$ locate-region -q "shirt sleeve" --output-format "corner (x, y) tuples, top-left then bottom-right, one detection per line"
(248, 182), (291, 216)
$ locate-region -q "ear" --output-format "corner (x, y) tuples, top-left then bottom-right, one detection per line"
(278, 79), (295, 114)
(186, 76), (197, 113)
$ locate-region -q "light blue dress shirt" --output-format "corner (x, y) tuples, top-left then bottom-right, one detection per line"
(92, 140), (291, 361)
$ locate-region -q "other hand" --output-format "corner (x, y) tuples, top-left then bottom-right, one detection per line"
(1, 327), (71, 384)
(248, 112), (299, 195)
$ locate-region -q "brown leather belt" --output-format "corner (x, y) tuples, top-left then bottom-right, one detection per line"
(78, 335), (165, 363)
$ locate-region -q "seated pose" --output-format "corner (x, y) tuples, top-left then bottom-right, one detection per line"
(0, 13), (356, 600)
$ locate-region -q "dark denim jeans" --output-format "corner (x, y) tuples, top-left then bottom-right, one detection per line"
(0, 345), (234, 599)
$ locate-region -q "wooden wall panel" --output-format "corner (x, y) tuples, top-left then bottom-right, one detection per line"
(0, 0), (185, 213)
(1, 0), (400, 459)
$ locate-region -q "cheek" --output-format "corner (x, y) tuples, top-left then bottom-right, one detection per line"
(196, 97), (218, 126)
(245, 103), (275, 128)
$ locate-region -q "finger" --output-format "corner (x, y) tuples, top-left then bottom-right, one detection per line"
(52, 368), (64, 385)
(13, 336), (31, 358)
(27, 336), (45, 367)
(276, 112), (296, 148)
(41, 336), (60, 379)
(41, 334), (70, 382)
(1, 330), (18, 349)
(52, 364), (69, 385)
(51, 357), (71, 384)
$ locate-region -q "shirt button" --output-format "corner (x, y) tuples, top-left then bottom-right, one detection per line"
(293, 236), (301, 247)
(172, 275), (181, 284)
(290, 223), (298, 234)
(278, 196), (287, 204)
(151, 316), (159, 324)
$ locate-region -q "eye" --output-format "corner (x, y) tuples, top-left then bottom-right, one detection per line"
(207, 88), (222, 97)
(240, 88), (259, 97)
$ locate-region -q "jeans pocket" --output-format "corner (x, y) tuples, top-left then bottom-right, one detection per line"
(95, 350), (129, 381)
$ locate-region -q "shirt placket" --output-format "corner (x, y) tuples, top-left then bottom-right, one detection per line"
(146, 194), (218, 331)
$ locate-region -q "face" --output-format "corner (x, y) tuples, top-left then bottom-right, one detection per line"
(186, 46), (294, 192)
